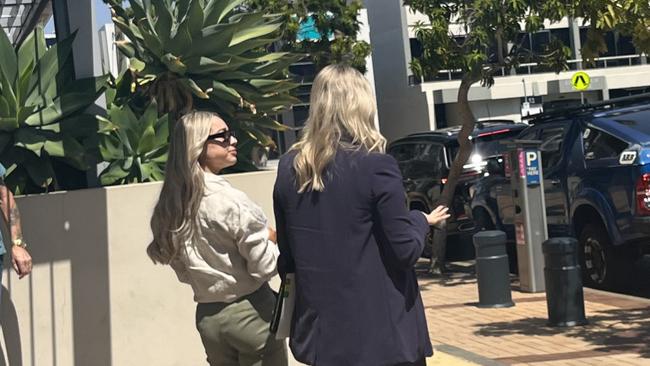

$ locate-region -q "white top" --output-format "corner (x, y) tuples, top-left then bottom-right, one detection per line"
(169, 172), (279, 303)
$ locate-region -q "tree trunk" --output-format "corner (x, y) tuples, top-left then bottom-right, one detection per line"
(430, 76), (478, 274)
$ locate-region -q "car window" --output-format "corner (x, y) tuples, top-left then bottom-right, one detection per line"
(421, 144), (446, 177)
(388, 142), (446, 179)
(539, 126), (567, 171)
(449, 129), (524, 163)
(474, 130), (523, 157)
(582, 127), (629, 160)
(518, 129), (539, 141)
(389, 144), (417, 163)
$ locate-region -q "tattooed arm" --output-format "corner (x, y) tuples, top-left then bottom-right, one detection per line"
(0, 179), (32, 279)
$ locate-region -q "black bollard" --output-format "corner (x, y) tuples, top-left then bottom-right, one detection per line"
(542, 238), (588, 327)
(473, 231), (515, 308)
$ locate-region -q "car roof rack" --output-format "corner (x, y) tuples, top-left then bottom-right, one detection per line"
(524, 92), (650, 124)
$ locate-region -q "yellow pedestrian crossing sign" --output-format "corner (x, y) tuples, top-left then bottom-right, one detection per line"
(571, 71), (590, 91)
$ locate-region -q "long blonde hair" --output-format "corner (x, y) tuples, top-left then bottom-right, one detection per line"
(291, 64), (386, 192)
(147, 111), (217, 264)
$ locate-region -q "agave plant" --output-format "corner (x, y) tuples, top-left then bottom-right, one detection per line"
(0, 26), (108, 194)
(104, 0), (301, 169)
(98, 100), (169, 185)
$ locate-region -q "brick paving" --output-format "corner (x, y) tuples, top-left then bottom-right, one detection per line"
(417, 260), (650, 366)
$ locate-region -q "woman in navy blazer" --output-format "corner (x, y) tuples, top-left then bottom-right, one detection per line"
(273, 64), (450, 366)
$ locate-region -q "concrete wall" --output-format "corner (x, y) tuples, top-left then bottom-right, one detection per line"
(0, 170), (303, 366)
(445, 99), (523, 126)
(424, 65), (650, 104)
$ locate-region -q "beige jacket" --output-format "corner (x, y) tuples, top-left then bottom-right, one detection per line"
(170, 172), (279, 303)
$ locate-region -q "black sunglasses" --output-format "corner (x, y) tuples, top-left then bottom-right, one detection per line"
(206, 130), (236, 143)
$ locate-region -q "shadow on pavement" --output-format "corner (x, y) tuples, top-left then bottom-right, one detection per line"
(415, 260), (478, 290)
(475, 306), (650, 358)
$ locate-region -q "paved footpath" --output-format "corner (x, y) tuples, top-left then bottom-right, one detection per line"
(417, 260), (650, 366)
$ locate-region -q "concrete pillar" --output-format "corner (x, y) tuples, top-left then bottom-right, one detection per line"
(365, 0), (431, 140)
(52, 0), (107, 188)
(426, 91), (438, 130)
(281, 109), (297, 152)
(569, 18), (582, 70)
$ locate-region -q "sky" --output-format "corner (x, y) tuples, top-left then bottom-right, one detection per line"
(44, 0), (113, 34)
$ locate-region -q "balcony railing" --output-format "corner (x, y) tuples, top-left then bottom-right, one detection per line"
(433, 54), (648, 82)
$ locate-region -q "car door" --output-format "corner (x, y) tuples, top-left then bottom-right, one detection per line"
(388, 141), (446, 207)
(580, 124), (634, 231)
(538, 123), (572, 237)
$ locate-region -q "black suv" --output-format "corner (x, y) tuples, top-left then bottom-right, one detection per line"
(387, 120), (527, 259)
(470, 97), (650, 289)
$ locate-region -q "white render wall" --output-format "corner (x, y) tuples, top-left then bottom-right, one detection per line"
(0, 170), (305, 366)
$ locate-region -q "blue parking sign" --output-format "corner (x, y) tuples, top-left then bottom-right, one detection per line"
(525, 150), (540, 186)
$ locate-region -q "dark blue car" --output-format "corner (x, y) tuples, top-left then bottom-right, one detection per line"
(471, 97), (650, 289)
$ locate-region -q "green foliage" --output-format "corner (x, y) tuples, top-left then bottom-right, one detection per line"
(0, 26), (108, 194)
(98, 100), (169, 185)
(571, 0), (650, 61)
(246, 0), (371, 72)
(406, 0), (572, 86)
(103, 0), (301, 170)
(407, 0), (650, 83)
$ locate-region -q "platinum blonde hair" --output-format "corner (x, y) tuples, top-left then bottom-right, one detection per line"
(147, 111), (217, 264)
(291, 64), (386, 192)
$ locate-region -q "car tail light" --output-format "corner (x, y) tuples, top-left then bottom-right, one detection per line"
(503, 154), (512, 178)
(636, 173), (650, 216)
(477, 129), (511, 137)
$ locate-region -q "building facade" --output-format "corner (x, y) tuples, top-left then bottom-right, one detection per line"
(366, 1), (650, 142)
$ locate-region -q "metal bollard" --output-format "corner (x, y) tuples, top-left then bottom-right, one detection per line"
(473, 231), (515, 308)
(542, 238), (588, 327)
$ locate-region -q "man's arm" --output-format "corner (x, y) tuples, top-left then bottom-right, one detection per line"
(0, 179), (32, 279)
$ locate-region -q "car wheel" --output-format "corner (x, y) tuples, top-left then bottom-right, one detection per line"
(579, 223), (620, 290)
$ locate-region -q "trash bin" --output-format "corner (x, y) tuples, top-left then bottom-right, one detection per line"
(473, 231), (515, 308)
(542, 237), (588, 327)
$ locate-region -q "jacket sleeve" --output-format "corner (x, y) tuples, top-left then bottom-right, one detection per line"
(233, 201), (280, 281)
(273, 181), (293, 278)
(169, 258), (192, 284)
(370, 154), (431, 269)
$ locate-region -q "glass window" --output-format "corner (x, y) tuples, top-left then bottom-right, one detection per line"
(616, 34), (636, 56)
(388, 143), (417, 163)
(421, 144), (446, 176)
(539, 126), (567, 171)
(531, 31), (551, 53)
(582, 127), (629, 160)
(518, 129), (539, 141)
(449, 129), (524, 162)
(410, 38), (423, 59)
(550, 28), (570, 48)
(388, 142), (447, 179)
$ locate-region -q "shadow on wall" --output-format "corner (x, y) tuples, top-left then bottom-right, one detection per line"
(1, 285), (22, 366)
(0, 188), (112, 366)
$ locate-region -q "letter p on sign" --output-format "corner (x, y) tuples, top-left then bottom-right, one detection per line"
(526, 151), (537, 166)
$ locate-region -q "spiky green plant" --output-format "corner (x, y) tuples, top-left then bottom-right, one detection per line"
(104, 0), (302, 169)
(0, 26), (108, 193)
(98, 100), (169, 185)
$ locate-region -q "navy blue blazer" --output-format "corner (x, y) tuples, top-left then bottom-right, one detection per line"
(273, 149), (433, 366)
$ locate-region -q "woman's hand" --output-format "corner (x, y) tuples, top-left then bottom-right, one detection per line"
(268, 227), (277, 243)
(423, 206), (450, 226)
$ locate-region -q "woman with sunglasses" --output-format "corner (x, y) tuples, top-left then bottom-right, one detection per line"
(148, 111), (287, 366)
